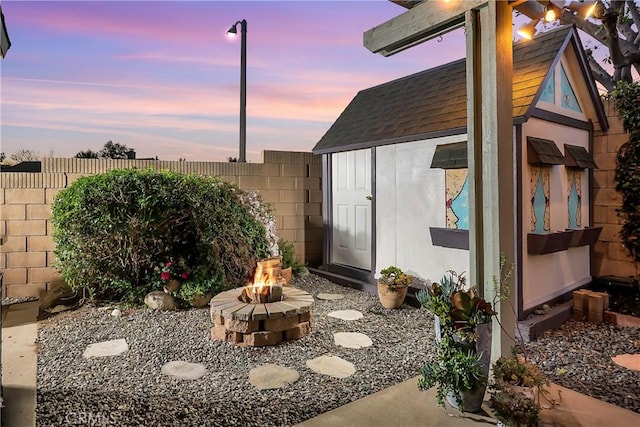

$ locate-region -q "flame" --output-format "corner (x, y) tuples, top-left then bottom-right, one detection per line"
(246, 258), (279, 290)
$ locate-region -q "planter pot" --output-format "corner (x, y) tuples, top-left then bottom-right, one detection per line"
(163, 280), (182, 293)
(446, 385), (486, 413)
(377, 283), (408, 309)
(191, 294), (212, 308)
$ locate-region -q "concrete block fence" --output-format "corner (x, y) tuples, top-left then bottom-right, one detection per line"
(593, 100), (639, 279)
(0, 151), (323, 298)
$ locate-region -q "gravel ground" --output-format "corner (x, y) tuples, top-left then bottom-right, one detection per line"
(36, 275), (640, 426)
(36, 275), (436, 427)
(524, 320), (640, 413)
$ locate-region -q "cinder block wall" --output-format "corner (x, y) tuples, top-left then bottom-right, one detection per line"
(593, 100), (639, 279)
(0, 151), (323, 298)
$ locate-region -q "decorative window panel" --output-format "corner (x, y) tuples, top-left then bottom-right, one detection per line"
(530, 166), (550, 233)
(540, 69), (555, 104)
(445, 169), (469, 230)
(567, 169), (582, 229)
(560, 64), (582, 112)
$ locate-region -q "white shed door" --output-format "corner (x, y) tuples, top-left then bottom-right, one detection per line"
(331, 149), (371, 270)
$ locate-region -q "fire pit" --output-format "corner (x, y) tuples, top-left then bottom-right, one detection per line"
(209, 257), (314, 346)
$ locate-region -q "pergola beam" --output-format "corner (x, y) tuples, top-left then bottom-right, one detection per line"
(363, 0), (487, 56)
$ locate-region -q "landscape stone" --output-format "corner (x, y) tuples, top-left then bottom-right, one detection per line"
(144, 291), (177, 310)
(110, 308), (121, 318)
(316, 293), (344, 301)
(611, 354), (640, 371)
(327, 310), (363, 321)
(82, 339), (129, 358)
(306, 354), (356, 378)
(249, 364), (300, 390)
(161, 361), (207, 380)
(334, 332), (373, 349)
(49, 304), (71, 314)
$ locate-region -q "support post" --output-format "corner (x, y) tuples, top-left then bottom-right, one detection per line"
(466, 1), (516, 359)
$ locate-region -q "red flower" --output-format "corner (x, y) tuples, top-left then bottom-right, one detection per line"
(166, 261), (174, 268)
(160, 271), (171, 281)
(181, 272), (189, 280)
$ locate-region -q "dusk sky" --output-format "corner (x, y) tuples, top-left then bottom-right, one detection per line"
(1, 0), (471, 162)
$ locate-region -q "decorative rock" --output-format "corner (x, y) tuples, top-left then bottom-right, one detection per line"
(144, 291), (177, 310)
(334, 332), (373, 349)
(306, 354), (356, 378)
(327, 310), (363, 321)
(49, 304), (71, 314)
(161, 361), (207, 380)
(249, 364), (300, 390)
(82, 339), (129, 358)
(316, 293), (344, 301)
(110, 308), (121, 318)
(612, 354), (640, 371)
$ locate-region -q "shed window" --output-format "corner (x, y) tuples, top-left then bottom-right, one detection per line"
(527, 137), (564, 165)
(564, 144), (597, 169)
(530, 166), (551, 233)
(567, 169), (582, 229)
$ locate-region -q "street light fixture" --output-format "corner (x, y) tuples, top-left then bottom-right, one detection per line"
(226, 19), (247, 162)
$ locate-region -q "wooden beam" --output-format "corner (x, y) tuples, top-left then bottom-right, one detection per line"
(364, 0), (487, 56)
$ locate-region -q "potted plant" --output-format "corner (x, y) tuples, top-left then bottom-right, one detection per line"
(159, 259), (190, 293)
(377, 266), (413, 309)
(417, 270), (496, 412)
(176, 272), (223, 308)
(489, 351), (549, 426)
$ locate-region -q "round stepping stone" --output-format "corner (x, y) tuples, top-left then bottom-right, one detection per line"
(316, 293), (344, 301)
(82, 339), (129, 358)
(249, 364), (300, 390)
(611, 354), (640, 371)
(327, 309), (363, 321)
(334, 332), (373, 349)
(161, 361), (207, 380)
(306, 354), (355, 378)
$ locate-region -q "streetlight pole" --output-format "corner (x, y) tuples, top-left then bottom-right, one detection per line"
(227, 19), (247, 162)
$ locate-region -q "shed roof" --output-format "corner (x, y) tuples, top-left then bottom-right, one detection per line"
(313, 26), (606, 154)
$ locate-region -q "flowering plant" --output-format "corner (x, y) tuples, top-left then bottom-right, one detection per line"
(160, 260), (189, 282)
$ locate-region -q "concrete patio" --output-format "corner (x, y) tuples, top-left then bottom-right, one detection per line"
(2, 301), (639, 427)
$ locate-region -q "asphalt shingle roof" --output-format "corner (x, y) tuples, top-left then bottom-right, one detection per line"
(313, 26), (591, 154)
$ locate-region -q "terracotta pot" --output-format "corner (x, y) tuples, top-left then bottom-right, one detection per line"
(377, 282), (408, 309)
(163, 279), (182, 293)
(191, 294), (212, 308)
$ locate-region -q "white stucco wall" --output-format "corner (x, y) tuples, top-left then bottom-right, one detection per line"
(375, 135), (469, 284)
(521, 118), (592, 310)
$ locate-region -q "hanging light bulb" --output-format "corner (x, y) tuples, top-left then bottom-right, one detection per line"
(544, 3), (557, 22)
(517, 18), (540, 40)
(567, 0), (597, 19)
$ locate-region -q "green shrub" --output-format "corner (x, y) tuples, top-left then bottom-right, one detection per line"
(52, 168), (272, 302)
(278, 238), (306, 276)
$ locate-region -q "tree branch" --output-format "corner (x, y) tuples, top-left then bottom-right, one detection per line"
(585, 49), (616, 91)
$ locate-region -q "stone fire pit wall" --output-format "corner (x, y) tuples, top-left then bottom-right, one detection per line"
(210, 287), (313, 346)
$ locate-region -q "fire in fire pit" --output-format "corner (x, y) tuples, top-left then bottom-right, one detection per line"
(239, 257), (285, 304)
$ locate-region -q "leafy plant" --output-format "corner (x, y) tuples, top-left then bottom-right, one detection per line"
(418, 345), (486, 410)
(52, 168), (271, 303)
(492, 351), (548, 389)
(379, 266), (413, 291)
(607, 81), (640, 262)
(159, 259), (190, 282)
(278, 239), (306, 276)
(490, 389), (539, 427)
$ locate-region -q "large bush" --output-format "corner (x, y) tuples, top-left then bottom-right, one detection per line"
(52, 168), (273, 302)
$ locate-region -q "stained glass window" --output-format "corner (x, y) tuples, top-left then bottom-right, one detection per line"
(540, 69), (555, 104)
(530, 166), (550, 233)
(567, 169), (582, 229)
(560, 64), (582, 112)
(445, 169), (469, 230)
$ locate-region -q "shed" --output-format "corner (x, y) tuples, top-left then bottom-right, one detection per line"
(312, 26), (608, 318)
